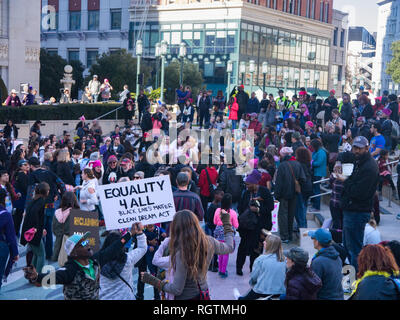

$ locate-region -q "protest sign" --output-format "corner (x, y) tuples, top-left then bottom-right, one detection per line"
(98, 175), (176, 230)
(69, 209), (100, 252)
(271, 201), (279, 233)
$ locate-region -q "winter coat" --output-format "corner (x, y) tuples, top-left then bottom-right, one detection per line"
(28, 168), (66, 205)
(246, 98), (260, 114)
(56, 161), (75, 186)
(340, 102), (353, 126)
(285, 267), (322, 300)
(388, 101), (399, 123)
(274, 158), (307, 201)
(218, 167), (244, 199)
(235, 90), (249, 116)
(265, 108), (277, 127)
(299, 163), (313, 198)
(248, 120), (262, 134)
(350, 274), (400, 300)
(312, 149), (327, 178)
(20, 198), (46, 247)
(228, 98), (239, 121)
(198, 167), (218, 197)
(341, 152), (379, 212)
(3, 124), (18, 139)
(310, 246), (344, 300)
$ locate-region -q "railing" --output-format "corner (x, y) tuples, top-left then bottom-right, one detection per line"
(94, 104), (125, 121)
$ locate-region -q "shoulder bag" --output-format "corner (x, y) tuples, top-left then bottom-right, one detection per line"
(288, 163), (301, 194)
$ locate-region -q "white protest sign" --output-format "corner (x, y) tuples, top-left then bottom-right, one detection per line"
(98, 175), (176, 230)
(271, 200), (280, 233)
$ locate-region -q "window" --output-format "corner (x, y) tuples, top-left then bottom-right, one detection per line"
(333, 28), (338, 46)
(110, 9), (121, 30)
(283, 0), (287, 12)
(320, 2), (324, 22)
(289, 0), (295, 14)
(69, 11), (81, 31)
(297, 0), (301, 15)
(86, 50), (98, 68)
(325, 2), (329, 22)
(311, 0), (315, 19)
(306, 0), (310, 17)
(68, 50), (80, 62)
(267, 0), (271, 7)
(88, 10), (99, 30)
(340, 30), (345, 47)
(47, 49), (58, 56)
(273, 0), (277, 9)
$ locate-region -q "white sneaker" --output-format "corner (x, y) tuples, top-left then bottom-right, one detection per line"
(233, 288), (241, 300)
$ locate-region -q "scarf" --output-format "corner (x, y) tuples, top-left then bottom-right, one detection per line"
(351, 270), (400, 296)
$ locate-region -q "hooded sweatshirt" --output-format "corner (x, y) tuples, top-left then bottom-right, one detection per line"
(310, 245), (344, 300)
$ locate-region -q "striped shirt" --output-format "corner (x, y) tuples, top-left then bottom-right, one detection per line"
(173, 189), (204, 221)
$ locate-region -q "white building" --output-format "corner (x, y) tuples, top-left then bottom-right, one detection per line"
(372, 0), (400, 95)
(0, 0), (40, 98)
(329, 9), (348, 96)
(41, 0), (131, 75)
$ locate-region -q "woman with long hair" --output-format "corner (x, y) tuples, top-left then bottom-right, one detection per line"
(11, 160), (30, 237)
(295, 147), (313, 229)
(310, 138), (327, 211)
(56, 149), (75, 188)
(238, 234), (286, 300)
(140, 209), (234, 300)
(20, 182), (50, 276)
(27, 141), (39, 159)
(51, 192), (80, 262)
(213, 193), (239, 278)
(99, 223), (147, 300)
(75, 168), (98, 212)
(350, 245), (399, 300)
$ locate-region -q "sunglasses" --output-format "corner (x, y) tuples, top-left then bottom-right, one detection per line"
(134, 176), (140, 179)
(80, 239), (89, 247)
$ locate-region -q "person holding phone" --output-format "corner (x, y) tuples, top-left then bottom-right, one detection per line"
(23, 222), (143, 300)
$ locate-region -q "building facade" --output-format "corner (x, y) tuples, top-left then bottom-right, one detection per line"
(372, 0), (400, 96)
(130, 0), (334, 95)
(328, 9), (348, 97)
(0, 0), (41, 97)
(347, 26), (376, 92)
(40, 0), (131, 74)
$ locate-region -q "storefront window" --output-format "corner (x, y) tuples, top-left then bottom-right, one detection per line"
(205, 32), (216, 54)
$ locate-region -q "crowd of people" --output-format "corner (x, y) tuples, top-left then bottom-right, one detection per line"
(0, 80), (400, 300)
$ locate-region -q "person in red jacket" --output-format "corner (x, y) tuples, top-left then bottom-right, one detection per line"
(248, 113), (262, 134)
(198, 163), (219, 212)
(228, 97), (239, 130)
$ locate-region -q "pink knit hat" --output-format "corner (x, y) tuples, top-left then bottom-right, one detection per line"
(306, 121), (314, 128)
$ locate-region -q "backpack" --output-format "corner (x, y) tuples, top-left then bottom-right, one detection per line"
(238, 208), (258, 231)
(390, 277), (400, 300)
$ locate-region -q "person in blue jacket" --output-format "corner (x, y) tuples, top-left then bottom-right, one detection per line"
(310, 139), (327, 211)
(246, 92), (260, 114)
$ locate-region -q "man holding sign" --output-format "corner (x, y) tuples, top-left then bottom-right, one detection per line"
(98, 175), (176, 231)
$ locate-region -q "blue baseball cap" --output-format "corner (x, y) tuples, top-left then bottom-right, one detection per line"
(308, 228), (332, 245)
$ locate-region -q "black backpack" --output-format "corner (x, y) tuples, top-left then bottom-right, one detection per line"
(238, 208), (258, 231)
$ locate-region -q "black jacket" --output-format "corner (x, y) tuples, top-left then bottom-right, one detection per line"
(321, 133), (340, 153)
(218, 167), (244, 199)
(341, 152), (379, 212)
(28, 168), (66, 204)
(56, 161), (75, 186)
(198, 97), (211, 112)
(20, 198), (46, 247)
(3, 124), (18, 140)
(135, 161), (156, 179)
(350, 275), (400, 300)
(141, 111), (153, 133)
(275, 158), (307, 201)
(361, 104), (374, 120)
(235, 90), (249, 115)
(137, 94), (150, 111)
(389, 101), (399, 123)
(340, 102), (353, 126)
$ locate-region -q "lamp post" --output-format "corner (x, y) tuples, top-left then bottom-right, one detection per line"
(378, 82), (382, 96)
(262, 62), (268, 93)
(283, 69), (289, 96)
(314, 70), (320, 93)
(160, 40), (168, 103)
(226, 60), (233, 101)
(304, 69), (310, 92)
(155, 42), (161, 88)
(249, 60), (256, 94)
(179, 42), (187, 87)
(294, 69), (300, 95)
(239, 61), (246, 86)
(135, 39), (143, 99)
(352, 76), (357, 93)
(389, 81), (394, 94)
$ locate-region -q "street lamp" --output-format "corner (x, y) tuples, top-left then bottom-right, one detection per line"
(160, 40), (168, 103)
(314, 70), (320, 93)
(283, 69), (289, 96)
(155, 42), (161, 88)
(304, 69), (310, 92)
(136, 39), (143, 99)
(294, 69), (300, 95)
(249, 60), (256, 94)
(179, 42), (187, 87)
(352, 76), (357, 92)
(226, 60), (233, 101)
(262, 62), (268, 94)
(239, 61), (246, 86)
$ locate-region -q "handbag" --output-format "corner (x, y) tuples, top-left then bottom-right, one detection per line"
(205, 168), (217, 200)
(24, 228), (37, 243)
(197, 281), (211, 300)
(288, 163), (301, 194)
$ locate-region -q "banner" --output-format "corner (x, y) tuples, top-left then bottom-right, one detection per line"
(271, 201), (280, 233)
(69, 209), (100, 253)
(98, 175), (176, 231)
